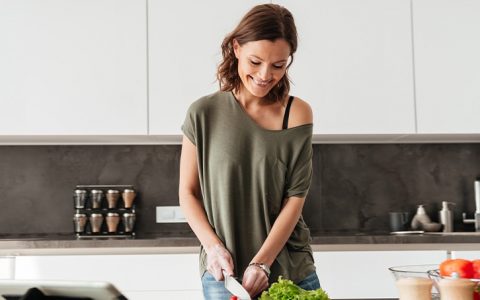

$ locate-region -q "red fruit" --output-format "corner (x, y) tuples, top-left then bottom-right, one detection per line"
(472, 260), (480, 279)
(439, 258), (474, 278)
(474, 291), (480, 300)
(230, 296), (238, 300)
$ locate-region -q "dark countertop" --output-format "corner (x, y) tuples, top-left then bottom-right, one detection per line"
(1, 231), (480, 255)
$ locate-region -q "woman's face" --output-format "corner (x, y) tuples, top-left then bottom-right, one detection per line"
(233, 38), (291, 98)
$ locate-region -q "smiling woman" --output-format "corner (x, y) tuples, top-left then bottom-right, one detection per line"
(178, 4), (318, 300)
(233, 39), (291, 100)
(217, 4), (297, 104)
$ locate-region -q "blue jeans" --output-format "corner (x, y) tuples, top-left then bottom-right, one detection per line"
(201, 271), (321, 300)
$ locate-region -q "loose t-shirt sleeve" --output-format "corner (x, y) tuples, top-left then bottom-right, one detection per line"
(283, 134), (313, 198)
(181, 103), (197, 146)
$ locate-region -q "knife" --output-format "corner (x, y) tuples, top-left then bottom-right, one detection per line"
(222, 270), (251, 300)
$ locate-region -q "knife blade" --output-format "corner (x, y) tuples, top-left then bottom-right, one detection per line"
(222, 270), (251, 300)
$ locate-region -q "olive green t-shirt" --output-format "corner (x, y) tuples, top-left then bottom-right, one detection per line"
(182, 91), (315, 284)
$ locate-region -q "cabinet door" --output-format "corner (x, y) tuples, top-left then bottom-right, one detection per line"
(15, 254), (202, 296)
(148, 0), (264, 135)
(0, 0), (147, 135)
(413, 0), (480, 134)
(124, 290), (203, 300)
(0, 256), (15, 280)
(451, 251), (480, 260)
(274, 0), (416, 134)
(313, 250), (446, 299)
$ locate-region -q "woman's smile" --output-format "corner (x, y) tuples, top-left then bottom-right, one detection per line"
(249, 75), (273, 89)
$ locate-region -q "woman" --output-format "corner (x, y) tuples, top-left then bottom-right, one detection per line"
(179, 4), (318, 299)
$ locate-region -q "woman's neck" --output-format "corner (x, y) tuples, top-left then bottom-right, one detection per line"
(233, 86), (267, 109)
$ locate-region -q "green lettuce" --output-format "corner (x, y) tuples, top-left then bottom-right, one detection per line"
(260, 277), (330, 300)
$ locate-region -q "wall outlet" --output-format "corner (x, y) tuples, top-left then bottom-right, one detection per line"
(156, 206), (186, 223)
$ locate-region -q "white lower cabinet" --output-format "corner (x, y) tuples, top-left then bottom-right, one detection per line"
(14, 254), (203, 300)
(0, 256), (15, 280)
(313, 250), (447, 299)
(451, 251), (480, 260)
(13, 251), (452, 299)
(124, 290), (203, 300)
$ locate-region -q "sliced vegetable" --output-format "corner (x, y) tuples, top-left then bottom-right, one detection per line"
(259, 277), (330, 300)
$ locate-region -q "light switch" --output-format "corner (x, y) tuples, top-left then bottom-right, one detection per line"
(156, 206), (187, 223)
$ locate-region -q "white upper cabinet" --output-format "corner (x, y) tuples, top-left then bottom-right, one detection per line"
(0, 0), (147, 135)
(413, 0), (480, 134)
(274, 0), (416, 134)
(148, 0), (264, 135)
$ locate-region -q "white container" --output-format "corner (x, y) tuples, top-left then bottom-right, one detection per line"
(438, 278), (475, 300)
(439, 201), (454, 232)
(396, 277), (433, 300)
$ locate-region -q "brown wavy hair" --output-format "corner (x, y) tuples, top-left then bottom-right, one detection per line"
(217, 4), (298, 103)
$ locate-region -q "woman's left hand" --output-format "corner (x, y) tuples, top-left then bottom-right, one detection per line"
(242, 265), (269, 298)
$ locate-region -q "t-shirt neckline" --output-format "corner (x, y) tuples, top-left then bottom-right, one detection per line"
(228, 91), (313, 133)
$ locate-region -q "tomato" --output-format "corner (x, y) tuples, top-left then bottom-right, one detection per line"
(474, 291), (480, 300)
(472, 259), (480, 279)
(230, 296), (238, 300)
(440, 259), (474, 278)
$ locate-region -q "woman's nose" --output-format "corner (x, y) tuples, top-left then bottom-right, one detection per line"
(257, 65), (272, 81)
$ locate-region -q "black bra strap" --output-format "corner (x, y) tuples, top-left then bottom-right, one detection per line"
(282, 96), (294, 130)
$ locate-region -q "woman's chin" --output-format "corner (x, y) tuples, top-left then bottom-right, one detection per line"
(246, 85), (272, 98)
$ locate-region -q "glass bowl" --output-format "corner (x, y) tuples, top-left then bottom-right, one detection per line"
(388, 264), (440, 299)
(428, 269), (480, 297)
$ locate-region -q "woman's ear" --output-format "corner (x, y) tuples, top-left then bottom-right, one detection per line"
(233, 39), (240, 59)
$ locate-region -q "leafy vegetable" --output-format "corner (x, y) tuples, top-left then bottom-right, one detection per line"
(260, 277), (330, 300)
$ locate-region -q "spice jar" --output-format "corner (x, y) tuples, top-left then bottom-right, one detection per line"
(106, 213), (120, 233)
(89, 213), (104, 233)
(106, 189), (120, 209)
(122, 189), (136, 208)
(90, 190), (104, 209)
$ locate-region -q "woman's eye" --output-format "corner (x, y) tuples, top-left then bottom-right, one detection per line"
(250, 60), (261, 66)
(273, 64), (285, 69)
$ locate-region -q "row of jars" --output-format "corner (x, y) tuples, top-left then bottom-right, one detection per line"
(73, 188), (136, 209)
(73, 212), (136, 234)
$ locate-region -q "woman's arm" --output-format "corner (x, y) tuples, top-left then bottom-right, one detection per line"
(242, 196), (305, 296)
(178, 135), (234, 279)
(250, 196), (305, 266)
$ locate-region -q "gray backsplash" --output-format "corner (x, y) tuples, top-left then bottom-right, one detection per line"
(0, 144), (479, 235)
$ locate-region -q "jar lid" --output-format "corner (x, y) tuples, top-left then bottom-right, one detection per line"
(107, 212), (119, 217)
(91, 189), (103, 194)
(74, 213), (86, 217)
(90, 213), (103, 217)
(74, 189), (87, 194)
(107, 189), (120, 194)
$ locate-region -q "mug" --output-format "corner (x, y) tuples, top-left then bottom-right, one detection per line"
(390, 212), (410, 232)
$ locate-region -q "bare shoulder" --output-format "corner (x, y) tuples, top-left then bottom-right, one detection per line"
(288, 97), (313, 127)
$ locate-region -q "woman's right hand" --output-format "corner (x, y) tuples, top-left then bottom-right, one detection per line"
(205, 244), (234, 281)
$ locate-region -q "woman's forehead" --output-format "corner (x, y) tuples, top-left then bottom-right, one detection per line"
(241, 39), (291, 60)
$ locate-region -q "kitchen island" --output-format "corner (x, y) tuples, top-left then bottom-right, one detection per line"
(1, 232), (477, 299)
